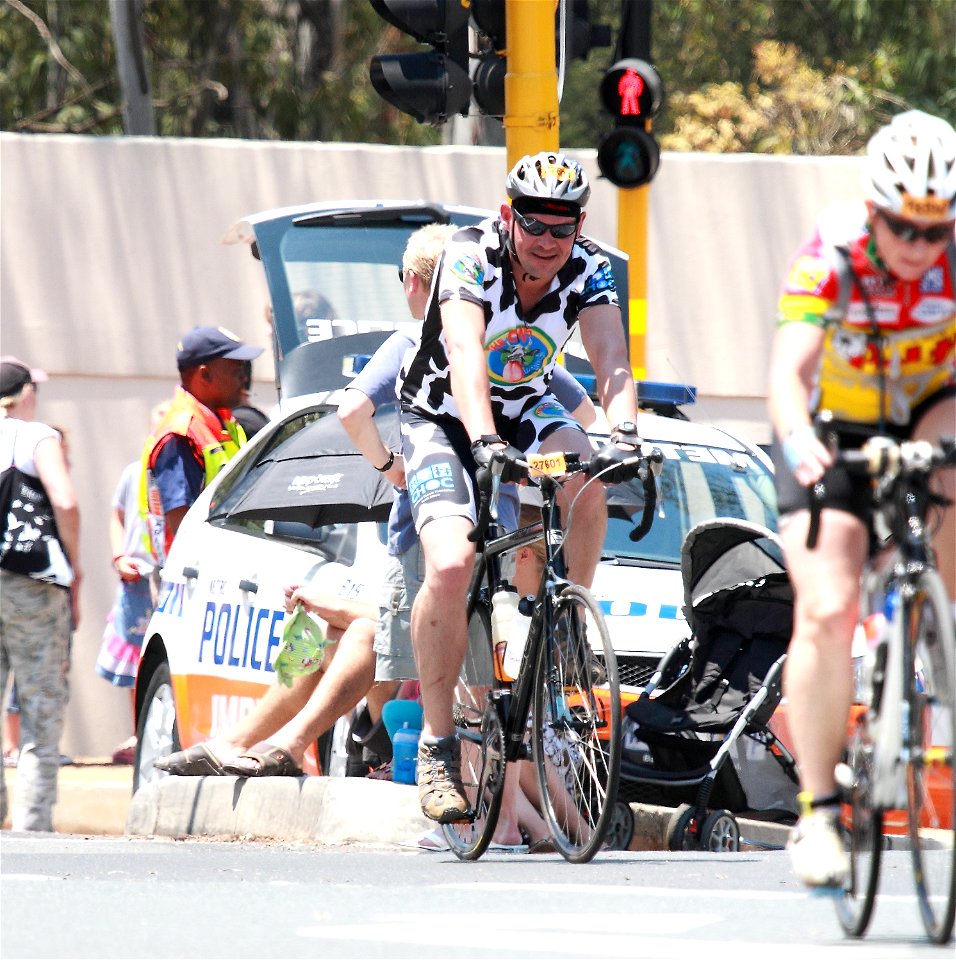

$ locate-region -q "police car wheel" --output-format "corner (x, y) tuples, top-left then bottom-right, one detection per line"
(133, 662), (180, 793)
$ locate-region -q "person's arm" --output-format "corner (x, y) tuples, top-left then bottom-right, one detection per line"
(33, 434), (81, 624)
(578, 303), (637, 436)
(108, 504), (139, 582)
(442, 297), (497, 442)
(767, 320), (832, 485)
(152, 436), (204, 543)
(338, 388), (406, 488)
(550, 364), (597, 429)
(282, 582), (376, 629)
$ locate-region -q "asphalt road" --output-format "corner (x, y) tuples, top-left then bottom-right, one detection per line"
(1, 833), (950, 959)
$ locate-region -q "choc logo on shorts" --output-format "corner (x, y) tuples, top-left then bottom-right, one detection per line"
(408, 455), (469, 507)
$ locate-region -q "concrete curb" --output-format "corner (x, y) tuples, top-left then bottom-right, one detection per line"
(126, 775), (432, 845)
(126, 774), (792, 852)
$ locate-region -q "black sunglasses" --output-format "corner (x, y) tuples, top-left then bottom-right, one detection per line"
(879, 210), (953, 244)
(397, 266), (405, 283)
(513, 209), (579, 239)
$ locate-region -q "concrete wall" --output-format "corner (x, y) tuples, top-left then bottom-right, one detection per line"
(0, 133), (863, 758)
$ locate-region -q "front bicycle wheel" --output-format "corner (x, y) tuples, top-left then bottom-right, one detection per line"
(531, 583), (621, 862)
(905, 569), (956, 944)
(835, 711), (883, 938)
(442, 602), (506, 861)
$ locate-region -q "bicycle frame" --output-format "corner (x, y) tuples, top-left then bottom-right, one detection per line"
(465, 471), (573, 765)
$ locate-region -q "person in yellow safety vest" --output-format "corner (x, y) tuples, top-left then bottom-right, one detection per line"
(140, 325), (263, 568)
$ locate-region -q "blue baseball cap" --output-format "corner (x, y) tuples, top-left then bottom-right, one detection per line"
(176, 326), (263, 370)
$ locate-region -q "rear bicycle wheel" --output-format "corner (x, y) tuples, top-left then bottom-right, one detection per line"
(442, 602), (506, 861)
(905, 569), (956, 944)
(835, 712), (883, 938)
(531, 583), (621, 863)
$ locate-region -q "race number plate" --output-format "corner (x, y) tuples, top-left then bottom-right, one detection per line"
(527, 452), (567, 476)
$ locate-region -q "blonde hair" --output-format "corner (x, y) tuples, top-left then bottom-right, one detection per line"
(402, 223), (456, 288)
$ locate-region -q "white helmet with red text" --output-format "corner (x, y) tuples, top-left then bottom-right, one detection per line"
(863, 110), (956, 219)
(506, 152), (591, 213)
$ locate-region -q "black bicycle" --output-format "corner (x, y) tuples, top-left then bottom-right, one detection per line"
(810, 431), (956, 943)
(441, 443), (662, 863)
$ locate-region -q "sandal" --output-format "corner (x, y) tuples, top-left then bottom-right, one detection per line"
(153, 742), (226, 777)
(222, 744), (303, 778)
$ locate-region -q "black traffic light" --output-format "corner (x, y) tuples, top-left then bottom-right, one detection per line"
(470, 0), (506, 117)
(597, 58), (664, 189)
(565, 0), (612, 61)
(369, 0), (472, 125)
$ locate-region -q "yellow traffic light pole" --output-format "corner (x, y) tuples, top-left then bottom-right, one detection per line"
(503, 0), (559, 170)
(620, 185), (648, 380)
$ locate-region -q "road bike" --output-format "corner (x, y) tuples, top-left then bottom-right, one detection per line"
(442, 444), (661, 863)
(810, 430), (956, 943)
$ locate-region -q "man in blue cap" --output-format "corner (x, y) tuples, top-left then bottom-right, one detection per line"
(140, 325), (263, 568)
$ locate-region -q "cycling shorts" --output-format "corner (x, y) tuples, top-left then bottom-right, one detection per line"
(773, 384), (956, 524)
(401, 399), (583, 532)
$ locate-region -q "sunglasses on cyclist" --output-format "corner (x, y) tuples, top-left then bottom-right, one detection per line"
(512, 209), (579, 239)
(879, 210), (954, 245)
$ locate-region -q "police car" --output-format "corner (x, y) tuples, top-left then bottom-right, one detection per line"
(132, 201), (778, 791)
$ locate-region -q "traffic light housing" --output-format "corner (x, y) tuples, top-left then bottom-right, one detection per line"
(369, 0), (472, 125)
(597, 58), (664, 189)
(470, 0), (507, 116)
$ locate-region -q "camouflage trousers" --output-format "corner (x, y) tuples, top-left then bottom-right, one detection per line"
(0, 570), (71, 831)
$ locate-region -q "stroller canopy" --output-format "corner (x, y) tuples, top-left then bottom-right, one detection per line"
(681, 518), (791, 631)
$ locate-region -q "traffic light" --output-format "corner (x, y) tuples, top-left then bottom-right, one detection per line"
(565, 0), (612, 61)
(470, 0), (506, 117)
(369, 0), (472, 125)
(597, 58), (664, 189)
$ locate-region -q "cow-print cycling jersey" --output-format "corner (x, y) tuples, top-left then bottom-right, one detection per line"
(399, 216), (618, 426)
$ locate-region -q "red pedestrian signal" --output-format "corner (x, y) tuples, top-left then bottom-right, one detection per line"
(597, 58), (664, 189)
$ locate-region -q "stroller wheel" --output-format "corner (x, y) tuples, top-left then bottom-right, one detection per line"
(604, 801), (634, 851)
(666, 804), (700, 851)
(701, 809), (740, 852)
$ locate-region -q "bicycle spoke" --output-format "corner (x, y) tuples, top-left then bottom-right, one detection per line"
(532, 583), (621, 862)
(906, 571), (956, 944)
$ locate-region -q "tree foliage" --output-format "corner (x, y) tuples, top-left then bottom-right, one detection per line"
(2, 0), (954, 155)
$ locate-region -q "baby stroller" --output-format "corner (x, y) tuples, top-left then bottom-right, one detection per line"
(616, 518), (800, 851)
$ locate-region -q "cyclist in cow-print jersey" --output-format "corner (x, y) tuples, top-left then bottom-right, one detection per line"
(399, 152), (642, 824)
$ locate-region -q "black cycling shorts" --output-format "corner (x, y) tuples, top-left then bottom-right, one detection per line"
(772, 384), (956, 522)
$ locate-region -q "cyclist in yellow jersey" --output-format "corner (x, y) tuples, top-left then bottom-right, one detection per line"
(768, 110), (956, 889)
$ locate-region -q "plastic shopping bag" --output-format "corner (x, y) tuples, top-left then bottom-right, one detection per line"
(273, 603), (328, 687)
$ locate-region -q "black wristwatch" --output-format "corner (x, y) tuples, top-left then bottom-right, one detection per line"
(374, 450), (395, 472)
(472, 434), (504, 450)
(611, 421), (639, 438)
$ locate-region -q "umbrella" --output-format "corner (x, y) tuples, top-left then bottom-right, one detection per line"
(209, 407), (399, 527)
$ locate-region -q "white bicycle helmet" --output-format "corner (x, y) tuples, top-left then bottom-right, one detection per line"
(506, 152), (591, 210)
(863, 110), (956, 219)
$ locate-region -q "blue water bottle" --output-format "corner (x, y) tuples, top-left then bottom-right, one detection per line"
(392, 722), (421, 785)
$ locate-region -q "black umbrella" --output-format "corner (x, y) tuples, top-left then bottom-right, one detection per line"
(209, 407), (399, 527)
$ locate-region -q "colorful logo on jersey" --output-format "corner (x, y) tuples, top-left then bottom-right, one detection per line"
(486, 326), (556, 385)
(786, 256), (829, 295)
(583, 264), (616, 297)
(920, 267), (944, 294)
(449, 254), (484, 287)
(533, 400), (566, 418)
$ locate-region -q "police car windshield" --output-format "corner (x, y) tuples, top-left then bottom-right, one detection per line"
(603, 446), (777, 565)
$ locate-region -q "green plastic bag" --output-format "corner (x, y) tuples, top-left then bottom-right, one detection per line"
(273, 603), (328, 687)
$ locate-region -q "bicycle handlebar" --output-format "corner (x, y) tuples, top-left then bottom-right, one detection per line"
(467, 444), (664, 546)
(805, 412), (955, 550)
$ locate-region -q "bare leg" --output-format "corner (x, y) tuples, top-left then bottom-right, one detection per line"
(267, 619), (379, 765)
(538, 427), (606, 588)
(912, 395), (955, 600)
(780, 508), (868, 798)
(413, 516), (475, 740)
